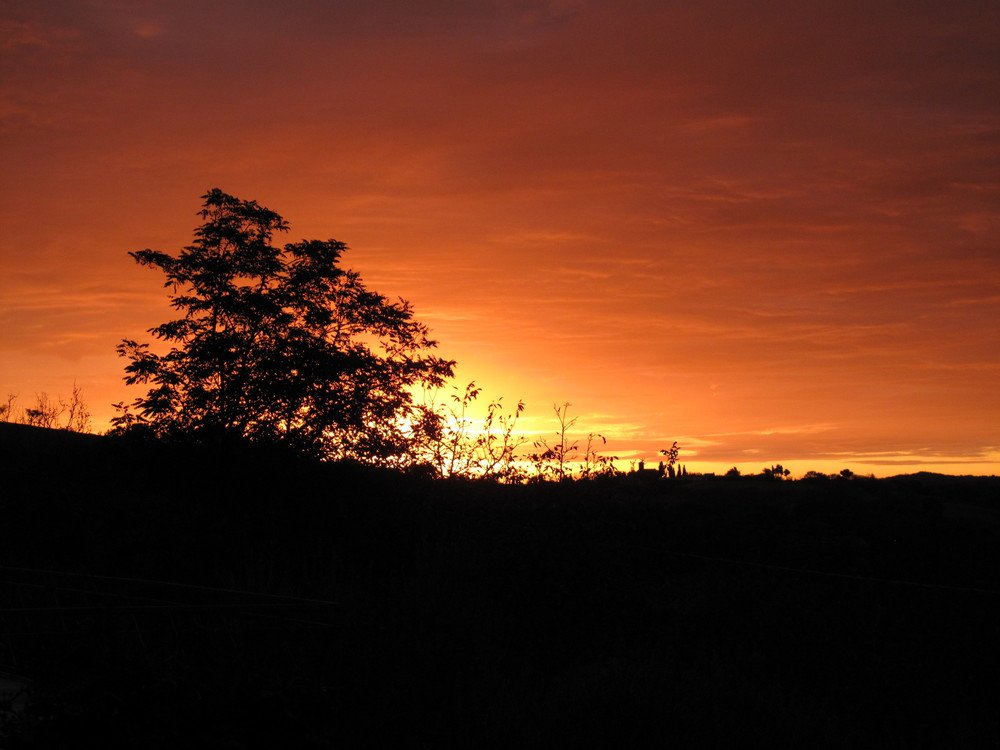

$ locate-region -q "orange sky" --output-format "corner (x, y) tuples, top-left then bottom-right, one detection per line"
(2, 0), (998, 476)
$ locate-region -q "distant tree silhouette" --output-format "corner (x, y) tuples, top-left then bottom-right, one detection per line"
(1, 386), (91, 433)
(763, 464), (791, 480)
(0, 393), (13, 423)
(113, 189), (454, 462)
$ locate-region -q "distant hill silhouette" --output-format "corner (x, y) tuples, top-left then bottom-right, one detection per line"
(0, 421), (103, 448)
(889, 470), (997, 480)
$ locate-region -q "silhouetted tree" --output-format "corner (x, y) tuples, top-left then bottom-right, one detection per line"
(763, 464), (791, 480)
(22, 393), (59, 429)
(0, 393), (14, 423)
(63, 384), (92, 433)
(114, 189), (454, 462)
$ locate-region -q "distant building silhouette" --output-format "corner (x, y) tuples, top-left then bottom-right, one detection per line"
(633, 459), (666, 481)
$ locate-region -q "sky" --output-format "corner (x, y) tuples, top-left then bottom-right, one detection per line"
(2, 0), (998, 476)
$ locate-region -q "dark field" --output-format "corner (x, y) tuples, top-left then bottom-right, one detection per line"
(2, 423), (999, 747)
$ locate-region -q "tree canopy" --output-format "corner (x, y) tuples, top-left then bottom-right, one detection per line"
(114, 189), (454, 462)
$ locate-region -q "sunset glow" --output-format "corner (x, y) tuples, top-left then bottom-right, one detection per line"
(2, 1), (998, 476)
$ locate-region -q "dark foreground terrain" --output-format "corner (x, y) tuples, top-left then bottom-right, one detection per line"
(2, 423), (999, 747)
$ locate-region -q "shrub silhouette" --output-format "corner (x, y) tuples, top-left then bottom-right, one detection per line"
(409, 380), (527, 480)
(527, 403), (620, 481)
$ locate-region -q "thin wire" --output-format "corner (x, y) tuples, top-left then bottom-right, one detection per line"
(0, 602), (337, 613)
(0, 579), (137, 600)
(0, 577), (337, 623)
(3, 541), (999, 619)
(0, 564), (340, 606)
(631, 544), (1000, 597)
